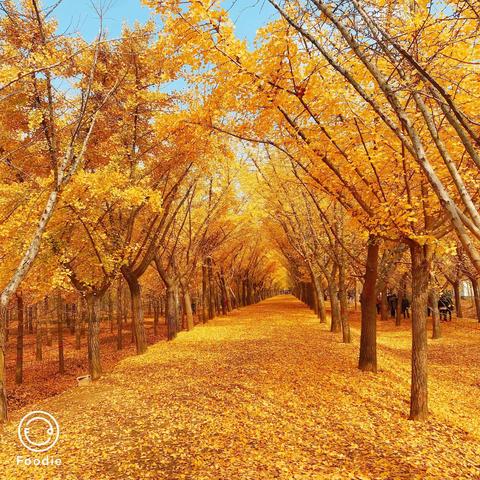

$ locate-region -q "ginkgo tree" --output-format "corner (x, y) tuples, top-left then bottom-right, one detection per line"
(0, 0), (109, 421)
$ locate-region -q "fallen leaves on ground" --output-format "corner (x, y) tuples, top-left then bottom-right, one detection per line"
(5, 322), (170, 411)
(0, 296), (479, 479)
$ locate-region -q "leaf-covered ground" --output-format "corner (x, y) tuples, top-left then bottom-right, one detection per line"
(5, 321), (171, 412)
(1, 295), (479, 479)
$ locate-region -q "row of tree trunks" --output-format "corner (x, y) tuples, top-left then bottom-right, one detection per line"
(1, 269), (274, 419)
(296, 272), (351, 343)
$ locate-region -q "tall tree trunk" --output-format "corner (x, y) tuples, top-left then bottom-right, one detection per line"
(36, 308), (43, 360)
(183, 290), (194, 331)
(202, 262), (208, 322)
(327, 272), (341, 333)
(116, 279), (123, 350)
(0, 306), (7, 421)
(339, 264), (351, 343)
(124, 274), (147, 355)
(453, 279), (463, 318)
(409, 241), (430, 421)
(313, 275), (326, 323)
(166, 286), (177, 341)
(307, 282), (315, 310)
(45, 296), (52, 347)
(359, 236), (379, 372)
(218, 273), (228, 315)
(354, 280), (358, 311)
(56, 293), (65, 374)
(15, 294), (24, 385)
(67, 303), (74, 335)
(28, 305), (34, 334)
(5, 309), (9, 344)
(222, 270), (232, 312)
(311, 277), (319, 315)
(471, 277), (480, 322)
(86, 294), (102, 380)
(247, 277), (253, 306)
(396, 276), (407, 327)
(207, 258), (215, 318)
(153, 299), (159, 335)
(108, 289), (114, 334)
(429, 289), (441, 339)
(174, 285), (181, 332)
(75, 296), (82, 350)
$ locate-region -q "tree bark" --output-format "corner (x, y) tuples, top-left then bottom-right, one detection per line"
(246, 277), (253, 306)
(327, 270), (341, 333)
(409, 241), (429, 421)
(75, 297), (82, 350)
(338, 263), (351, 343)
(218, 273), (228, 315)
(28, 305), (34, 334)
(153, 299), (159, 335)
(429, 289), (441, 339)
(166, 285), (178, 341)
(116, 280), (123, 350)
(183, 290), (194, 331)
(15, 294), (24, 385)
(0, 306), (7, 421)
(45, 296), (52, 347)
(86, 294), (102, 380)
(56, 293), (65, 374)
(174, 284), (181, 332)
(471, 277), (480, 322)
(312, 275), (326, 323)
(108, 289), (114, 334)
(453, 279), (463, 318)
(207, 258), (215, 318)
(202, 262), (208, 322)
(311, 279), (319, 315)
(396, 275), (407, 327)
(222, 269), (232, 312)
(36, 308), (43, 360)
(359, 236), (379, 372)
(123, 273), (147, 355)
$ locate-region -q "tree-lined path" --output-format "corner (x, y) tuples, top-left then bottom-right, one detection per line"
(1, 296), (479, 479)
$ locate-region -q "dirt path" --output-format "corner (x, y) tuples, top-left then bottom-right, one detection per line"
(0, 296), (479, 479)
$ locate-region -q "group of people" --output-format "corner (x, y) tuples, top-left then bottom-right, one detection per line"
(435, 292), (455, 321)
(376, 294), (411, 319)
(376, 291), (455, 321)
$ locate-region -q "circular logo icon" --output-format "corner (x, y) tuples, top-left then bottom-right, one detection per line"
(18, 411), (60, 453)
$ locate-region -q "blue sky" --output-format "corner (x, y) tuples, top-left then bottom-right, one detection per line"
(53, 0), (277, 46)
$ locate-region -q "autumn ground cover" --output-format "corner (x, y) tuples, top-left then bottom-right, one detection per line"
(5, 321), (170, 412)
(0, 295), (479, 480)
